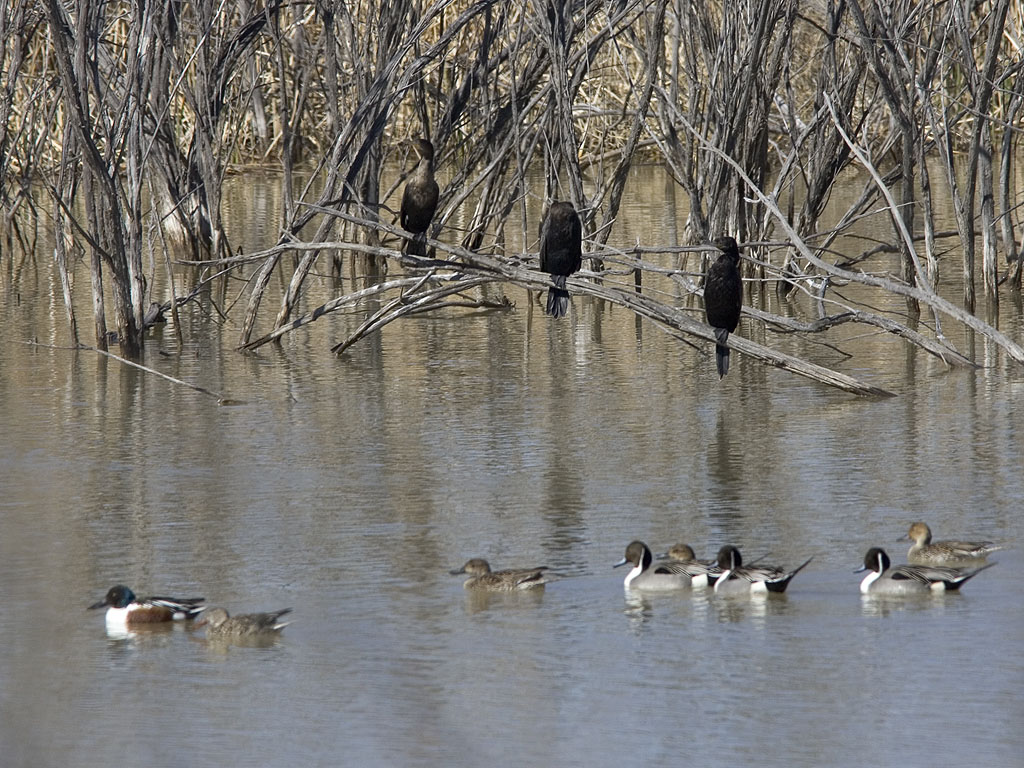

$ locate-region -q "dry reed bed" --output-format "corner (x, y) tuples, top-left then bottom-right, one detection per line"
(1, 0), (1023, 392)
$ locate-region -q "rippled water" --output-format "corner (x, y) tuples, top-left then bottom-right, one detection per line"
(1, 169), (1022, 766)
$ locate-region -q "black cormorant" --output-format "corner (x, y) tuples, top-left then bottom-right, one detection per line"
(400, 138), (439, 257)
(704, 235), (742, 378)
(539, 200), (582, 318)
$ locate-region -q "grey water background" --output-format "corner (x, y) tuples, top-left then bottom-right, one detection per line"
(1, 168), (1022, 766)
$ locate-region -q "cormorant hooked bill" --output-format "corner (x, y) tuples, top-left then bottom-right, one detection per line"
(704, 236), (742, 378)
(400, 138), (439, 257)
(539, 201), (582, 318)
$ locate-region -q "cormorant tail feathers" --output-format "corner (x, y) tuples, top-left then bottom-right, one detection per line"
(714, 327), (731, 378)
(715, 344), (730, 379)
(546, 286), (570, 318)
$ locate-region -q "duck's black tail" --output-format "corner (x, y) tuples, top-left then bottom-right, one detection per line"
(404, 233), (427, 258)
(546, 275), (570, 318)
(714, 327), (731, 378)
(946, 560), (998, 590)
(766, 556), (814, 593)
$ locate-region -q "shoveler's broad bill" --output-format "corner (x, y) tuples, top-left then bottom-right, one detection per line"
(89, 584), (206, 634)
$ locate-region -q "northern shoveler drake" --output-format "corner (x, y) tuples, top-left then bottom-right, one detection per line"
(856, 547), (997, 595)
(712, 545), (813, 595)
(89, 585), (206, 632)
(903, 521), (1004, 566)
(613, 541), (692, 591)
(197, 607), (292, 639)
(449, 558), (550, 591)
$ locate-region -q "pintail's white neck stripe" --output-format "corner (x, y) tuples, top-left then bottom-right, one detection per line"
(714, 569), (733, 592)
(624, 562), (644, 587)
(860, 569), (881, 594)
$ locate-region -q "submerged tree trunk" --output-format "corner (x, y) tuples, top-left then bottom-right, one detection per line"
(45, 0), (142, 355)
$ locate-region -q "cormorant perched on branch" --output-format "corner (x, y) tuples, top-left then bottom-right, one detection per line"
(400, 138), (439, 257)
(704, 236), (742, 378)
(539, 201), (582, 318)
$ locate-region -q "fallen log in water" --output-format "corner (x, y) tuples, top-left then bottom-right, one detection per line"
(223, 215), (901, 397)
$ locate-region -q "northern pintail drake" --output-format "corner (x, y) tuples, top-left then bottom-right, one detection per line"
(655, 543), (722, 588)
(712, 545), (812, 595)
(614, 541), (692, 591)
(856, 547), (996, 595)
(89, 585), (205, 632)
(903, 521), (1003, 566)
(450, 558), (550, 591)
(198, 607), (292, 639)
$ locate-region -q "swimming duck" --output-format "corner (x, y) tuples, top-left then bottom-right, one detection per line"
(903, 522), (1003, 566)
(89, 585), (205, 633)
(198, 607), (293, 638)
(450, 558), (550, 591)
(614, 541), (692, 591)
(654, 543), (722, 588)
(856, 547), (996, 595)
(712, 545), (812, 595)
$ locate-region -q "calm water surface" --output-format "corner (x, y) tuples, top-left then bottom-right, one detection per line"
(1, 169), (1022, 766)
